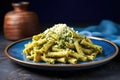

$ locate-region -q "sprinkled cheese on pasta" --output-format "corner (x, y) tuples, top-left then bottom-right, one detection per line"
(23, 23), (103, 64)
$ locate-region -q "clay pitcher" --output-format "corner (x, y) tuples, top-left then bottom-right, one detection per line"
(4, 2), (40, 40)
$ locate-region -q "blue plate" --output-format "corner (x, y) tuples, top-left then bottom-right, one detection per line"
(5, 37), (118, 71)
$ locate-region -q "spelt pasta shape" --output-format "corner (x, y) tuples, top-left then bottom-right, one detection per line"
(23, 23), (103, 64)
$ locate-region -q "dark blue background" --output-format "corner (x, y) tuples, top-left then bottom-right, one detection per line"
(1, 0), (120, 29)
(29, 0), (119, 24)
(28, 0), (120, 24)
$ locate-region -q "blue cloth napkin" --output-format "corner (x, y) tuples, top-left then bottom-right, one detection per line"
(74, 20), (120, 46)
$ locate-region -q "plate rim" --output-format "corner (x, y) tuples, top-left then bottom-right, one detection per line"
(4, 36), (119, 68)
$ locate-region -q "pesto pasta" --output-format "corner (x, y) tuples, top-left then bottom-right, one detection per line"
(23, 24), (103, 64)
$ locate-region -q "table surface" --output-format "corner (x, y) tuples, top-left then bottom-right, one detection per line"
(1, 31), (120, 80)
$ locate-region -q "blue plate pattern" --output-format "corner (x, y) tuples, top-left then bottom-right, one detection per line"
(5, 37), (119, 71)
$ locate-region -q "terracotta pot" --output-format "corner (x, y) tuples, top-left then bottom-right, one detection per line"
(4, 2), (40, 40)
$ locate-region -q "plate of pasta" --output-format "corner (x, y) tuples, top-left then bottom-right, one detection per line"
(5, 24), (118, 70)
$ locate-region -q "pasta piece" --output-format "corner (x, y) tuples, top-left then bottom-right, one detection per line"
(65, 42), (75, 49)
(23, 39), (46, 55)
(39, 39), (55, 53)
(93, 45), (102, 54)
(68, 58), (77, 64)
(23, 48), (31, 55)
(81, 39), (102, 54)
(82, 48), (93, 55)
(68, 51), (83, 59)
(91, 52), (98, 57)
(56, 57), (66, 63)
(41, 56), (55, 64)
(87, 55), (95, 61)
(32, 33), (45, 41)
(46, 51), (69, 58)
(36, 39), (47, 46)
(74, 40), (84, 55)
(85, 36), (92, 43)
(79, 56), (87, 62)
(52, 45), (64, 52)
(33, 53), (41, 62)
(87, 51), (98, 61)
(26, 55), (34, 60)
(70, 29), (84, 39)
(47, 30), (60, 40)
